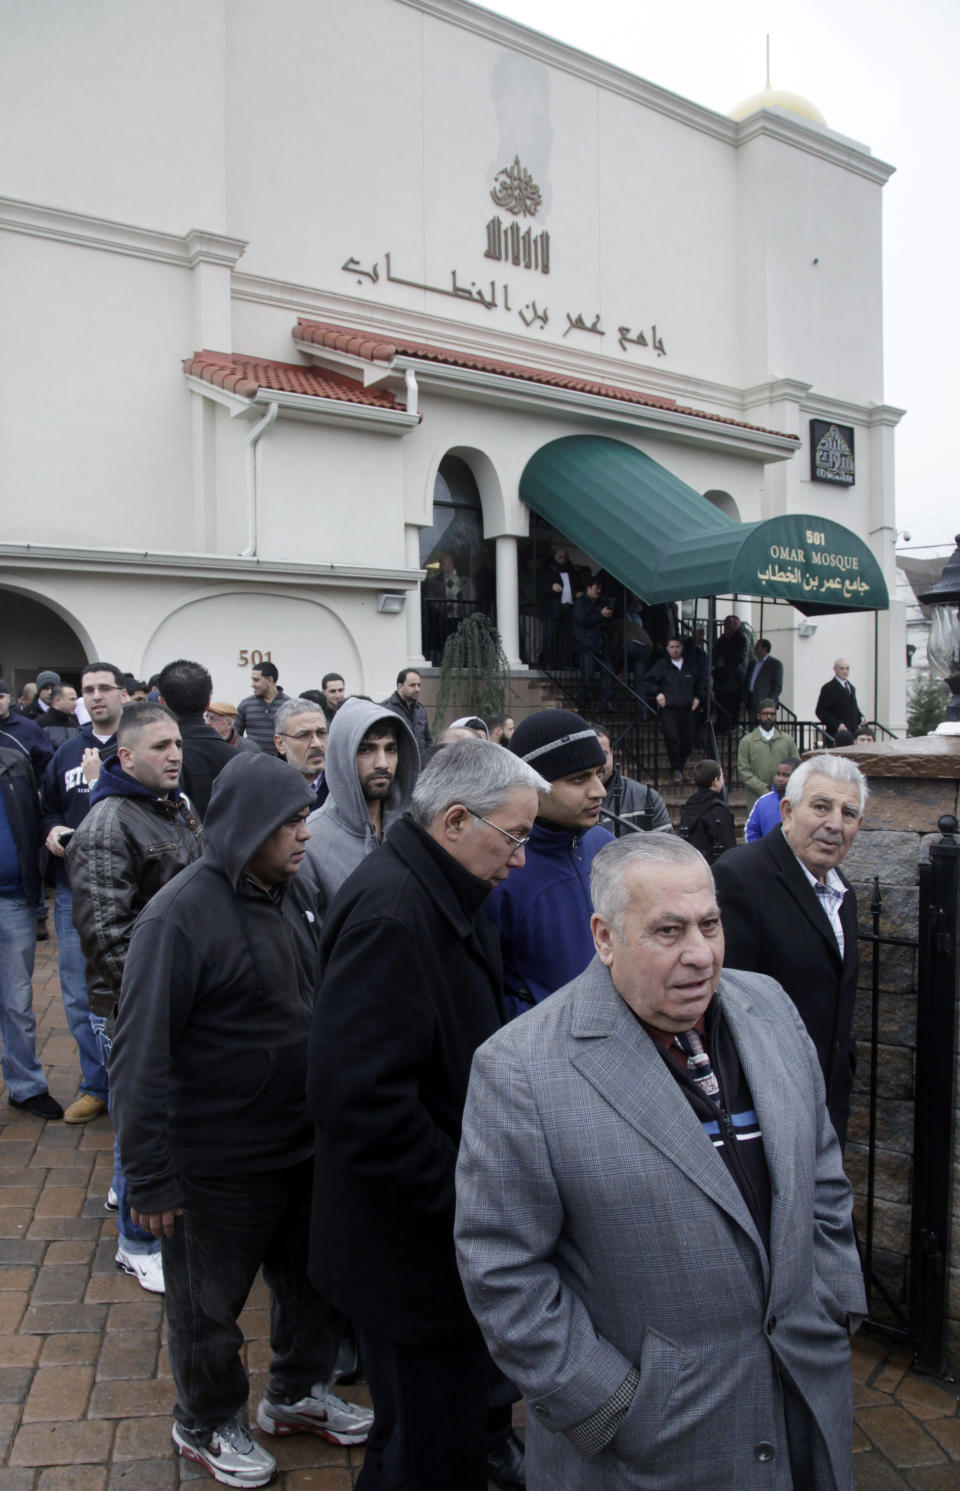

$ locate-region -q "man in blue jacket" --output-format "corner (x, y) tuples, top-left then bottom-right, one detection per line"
(0, 746), (63, 1120)
(40, 661), (129, 1124)
(486, 709), (613, 1018)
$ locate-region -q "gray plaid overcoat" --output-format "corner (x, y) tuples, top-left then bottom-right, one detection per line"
(455, 960), (865, 1490)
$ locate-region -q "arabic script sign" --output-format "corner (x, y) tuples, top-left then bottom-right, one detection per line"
(733, 515), (886, 610)
(490, 156), (542, 217)
(810, 420), (855, 487)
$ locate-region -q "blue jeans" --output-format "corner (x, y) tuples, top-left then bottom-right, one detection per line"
(0, 894), (47, 1101)
(54, 886), (108, 1100)
(98, 1020), (160, 1253)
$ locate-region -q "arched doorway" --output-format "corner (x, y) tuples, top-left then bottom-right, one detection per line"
(0, 590), (89, 699)
(419, 455), (497, 664)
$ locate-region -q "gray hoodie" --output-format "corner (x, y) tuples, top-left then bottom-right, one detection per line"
(304, 695), (419, 923)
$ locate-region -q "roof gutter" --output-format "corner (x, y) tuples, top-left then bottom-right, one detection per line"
(240, 400), (279, 558)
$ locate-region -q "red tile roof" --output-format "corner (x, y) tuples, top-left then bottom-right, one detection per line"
(183, 352), (405, 410)
(293, 320), (798, 440)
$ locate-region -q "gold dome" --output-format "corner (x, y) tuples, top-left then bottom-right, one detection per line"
(729, 86), (827, 127)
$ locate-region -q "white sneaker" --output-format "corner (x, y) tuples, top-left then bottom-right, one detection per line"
(115, 1245), (165, 1294)
(256, 1385), (373, 1444)
(173, 1416), (277, 1488)
(104, 1186), (118, 1212)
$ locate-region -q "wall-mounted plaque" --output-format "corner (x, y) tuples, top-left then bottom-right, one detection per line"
(810, 420), (855, 486)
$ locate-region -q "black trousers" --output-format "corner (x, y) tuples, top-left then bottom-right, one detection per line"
(162, 1158), (342, 1435)
(355, 1326), (490, 1491)
(660, 706), (694, 770)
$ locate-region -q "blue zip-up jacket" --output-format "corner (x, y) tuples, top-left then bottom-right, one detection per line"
(40, 724), (118, 888)
(484, 820), (613, 1019)
(744, 788), (785, 842)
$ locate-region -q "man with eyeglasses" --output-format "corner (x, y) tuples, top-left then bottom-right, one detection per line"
(310, 740), (548, 1491)
(40, 662), (129, 1125)
(304, 697), (418, 927)
(274, 697), (329, 800)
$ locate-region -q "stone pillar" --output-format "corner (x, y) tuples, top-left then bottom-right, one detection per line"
(404, 523), (427, 667)
(495, 534), (523, 671)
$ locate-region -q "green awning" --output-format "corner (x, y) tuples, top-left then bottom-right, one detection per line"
(520, 435), (888, 614)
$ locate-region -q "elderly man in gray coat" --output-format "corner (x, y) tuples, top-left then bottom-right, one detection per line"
(455, 833), (865, 1491)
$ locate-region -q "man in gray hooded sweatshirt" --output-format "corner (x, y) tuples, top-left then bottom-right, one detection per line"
(304, 695), (419, 925)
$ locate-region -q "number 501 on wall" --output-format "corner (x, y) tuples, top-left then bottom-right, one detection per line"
(239, 650), (272, 666)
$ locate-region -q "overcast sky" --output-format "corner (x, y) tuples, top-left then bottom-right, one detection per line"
(487, 0), (958, 561)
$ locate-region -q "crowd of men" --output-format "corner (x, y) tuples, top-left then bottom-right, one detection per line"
(0, 649), (876, 1491)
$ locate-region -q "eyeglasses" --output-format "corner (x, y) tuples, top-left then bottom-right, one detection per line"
(81, 684), (121, 697)
(282, 728), (327, 744)
(469, 814), (531, 851)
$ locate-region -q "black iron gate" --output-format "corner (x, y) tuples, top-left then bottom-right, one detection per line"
(858, 815), (960, 1374)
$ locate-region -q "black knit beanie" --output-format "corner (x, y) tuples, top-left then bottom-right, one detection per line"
(509, 709), (605, 782)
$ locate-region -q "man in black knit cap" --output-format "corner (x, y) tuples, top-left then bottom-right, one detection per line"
(486, 708), (613, 1019)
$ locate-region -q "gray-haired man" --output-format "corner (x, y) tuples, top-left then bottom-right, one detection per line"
(309, 741), (548, 1491)
(274, 696), (329, 799)
(714, 754), (867, 1147)
(456, 833), (865, 1491)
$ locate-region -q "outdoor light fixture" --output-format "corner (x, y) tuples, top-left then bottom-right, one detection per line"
(796, 621), (818, 638)
(917, 535), (960, 724)
(376, 592), (406, 614)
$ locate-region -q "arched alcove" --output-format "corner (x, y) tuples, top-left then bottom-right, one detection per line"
(703, 489), (741, 522)
(0, 588), (90, 696)
(419, 454), (497, 663)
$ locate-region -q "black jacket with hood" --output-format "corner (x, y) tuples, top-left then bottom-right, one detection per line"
(110, 752), (320, 1217)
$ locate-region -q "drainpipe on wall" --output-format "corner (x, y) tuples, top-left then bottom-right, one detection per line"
(240, 400), (279, 558)
(403, 368), (419, 418)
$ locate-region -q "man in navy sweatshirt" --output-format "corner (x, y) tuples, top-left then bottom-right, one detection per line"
(41, 662), (128, 1124)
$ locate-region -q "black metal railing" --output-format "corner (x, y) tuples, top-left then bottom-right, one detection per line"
(909, 817), (960, 1373)
(855, 817), (960, 1374)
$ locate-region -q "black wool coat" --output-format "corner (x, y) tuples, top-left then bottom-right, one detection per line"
(815, 677), (863, 739)
(713, 824), (859, 1148)
(308, 814), (505, 1347)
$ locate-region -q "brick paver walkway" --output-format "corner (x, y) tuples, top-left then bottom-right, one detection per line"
(0, 914), (957, 1489)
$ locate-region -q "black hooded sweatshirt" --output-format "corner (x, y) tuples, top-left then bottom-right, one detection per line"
(109, 752), (320, 1216)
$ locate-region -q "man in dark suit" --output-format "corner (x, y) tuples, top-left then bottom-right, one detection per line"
(745, 638), (784, 725)
(816, 659), (863, 744)
(713, 754), (867, 1147)
(309, 740), (547, 1491)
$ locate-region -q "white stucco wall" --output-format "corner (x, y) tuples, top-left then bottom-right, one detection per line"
(0, 0), (904, 727)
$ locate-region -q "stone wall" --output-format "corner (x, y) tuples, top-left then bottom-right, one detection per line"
(836, 738), (960, 1367)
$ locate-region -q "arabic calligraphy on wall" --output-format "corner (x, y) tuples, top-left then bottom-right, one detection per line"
(484, 218), (550, 274)
(490, 156), (542, 217)
(339, 253), (666, 357)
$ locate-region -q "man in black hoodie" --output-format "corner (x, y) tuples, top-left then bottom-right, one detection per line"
(110, 752), (372, 1490)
